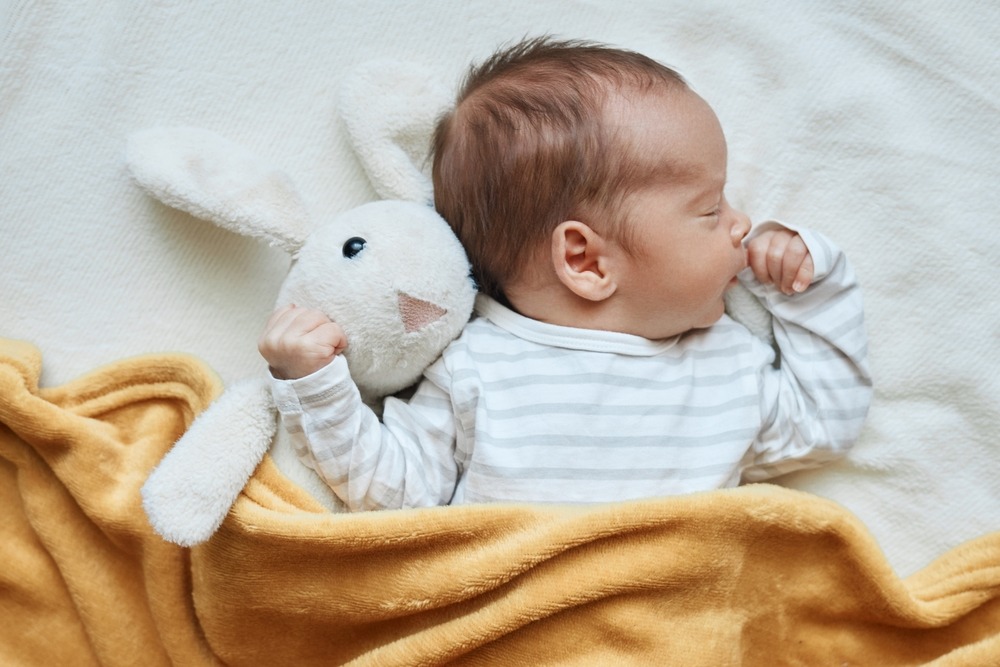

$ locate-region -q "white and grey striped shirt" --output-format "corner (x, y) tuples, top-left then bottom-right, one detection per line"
(273, 226), (871, 511)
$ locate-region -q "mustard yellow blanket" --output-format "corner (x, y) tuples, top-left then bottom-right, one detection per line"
(2, 338), (999, 665)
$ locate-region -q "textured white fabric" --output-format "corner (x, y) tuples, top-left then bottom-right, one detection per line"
(274, 228), (870, 510)
(4, 1), (999, 575)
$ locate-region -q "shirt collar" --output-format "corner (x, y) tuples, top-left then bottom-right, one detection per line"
(474, 295), (680, 357)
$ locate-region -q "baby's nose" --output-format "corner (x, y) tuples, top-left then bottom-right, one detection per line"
(731, 212), (751, 244)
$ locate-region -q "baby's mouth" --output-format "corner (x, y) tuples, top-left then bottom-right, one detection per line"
(732, 250), (749, 282)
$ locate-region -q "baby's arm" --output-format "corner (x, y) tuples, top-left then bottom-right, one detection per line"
(270, 357), (460, 511)
(739, 222), (873, 480)
(259, 306), (461, 510)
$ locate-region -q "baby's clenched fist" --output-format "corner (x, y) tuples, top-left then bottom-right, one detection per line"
(258, 304), (347, 380)
(746, 229), (814, 295)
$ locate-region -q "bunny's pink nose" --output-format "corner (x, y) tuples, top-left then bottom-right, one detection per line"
(398, 292), (448, 333)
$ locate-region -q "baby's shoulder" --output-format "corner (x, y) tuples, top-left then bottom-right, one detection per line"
(438, 314), (510, 362)
(451, 313), (504, 345)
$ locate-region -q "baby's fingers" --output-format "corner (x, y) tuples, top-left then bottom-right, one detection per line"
(747, 231), (787, 286)
(747, 230), (814, 295)
(258, 304), (329, 356)
(788, 252), (815, 295)
(779, 236), (813, 295)
(309, 321), (349, 356)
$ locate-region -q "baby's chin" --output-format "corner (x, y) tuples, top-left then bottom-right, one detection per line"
(690, 299), (728, 331)
(644, 293), (731, 338)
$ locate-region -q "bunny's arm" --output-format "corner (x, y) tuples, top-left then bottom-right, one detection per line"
(141, 377), (277, 546)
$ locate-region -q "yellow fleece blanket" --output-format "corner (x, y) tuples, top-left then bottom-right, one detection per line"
(2, 338), (1000, 666)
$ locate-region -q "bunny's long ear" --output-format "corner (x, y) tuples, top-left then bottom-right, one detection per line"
(127, 127), (310, 254)
(339, 60), (452, 204)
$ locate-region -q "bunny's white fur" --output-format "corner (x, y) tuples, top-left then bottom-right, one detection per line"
(133, 63), (475, 546)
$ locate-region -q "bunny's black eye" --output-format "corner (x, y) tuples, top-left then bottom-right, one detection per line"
(342, 237), (367, 259)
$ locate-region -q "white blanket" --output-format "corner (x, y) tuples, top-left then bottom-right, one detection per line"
(2, 0), (998, 577)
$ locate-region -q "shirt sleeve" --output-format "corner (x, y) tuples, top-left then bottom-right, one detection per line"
(739, 221), (873, 481)
(269, 354), (460, 511)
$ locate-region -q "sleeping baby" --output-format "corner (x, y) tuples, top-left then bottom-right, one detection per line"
(258, 37), (873, 510)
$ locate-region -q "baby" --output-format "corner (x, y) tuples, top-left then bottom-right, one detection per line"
(259, 38), (872, 510)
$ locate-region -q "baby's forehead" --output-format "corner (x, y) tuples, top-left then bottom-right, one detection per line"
(603, 83), (712, 129)
(604, 90), (728, 196)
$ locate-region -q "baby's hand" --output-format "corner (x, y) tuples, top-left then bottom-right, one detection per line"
(746, 229), (814, 295)
(258, 304), (347, 380)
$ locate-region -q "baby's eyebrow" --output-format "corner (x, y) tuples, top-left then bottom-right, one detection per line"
(638, 155), (685, 186)
(686, 178), (725, 206)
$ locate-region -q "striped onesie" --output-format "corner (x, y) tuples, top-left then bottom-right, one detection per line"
(272, 225), (872, 510)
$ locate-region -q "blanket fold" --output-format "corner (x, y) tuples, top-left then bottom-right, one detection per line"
(1, 338), (998, 665)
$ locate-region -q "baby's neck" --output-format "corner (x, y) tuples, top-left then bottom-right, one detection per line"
(506, 287), (603, 330)
(504, 283), (690, 341)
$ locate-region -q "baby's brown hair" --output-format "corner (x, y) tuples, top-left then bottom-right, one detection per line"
(432, 37), (686, 302)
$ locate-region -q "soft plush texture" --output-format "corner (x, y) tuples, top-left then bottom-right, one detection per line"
(3, 339), (1000, 665)
(3, 1), (1000, 661)
(128, 121), (476, 547)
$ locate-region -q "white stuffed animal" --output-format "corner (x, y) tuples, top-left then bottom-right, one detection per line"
(133, 62), (476, 546)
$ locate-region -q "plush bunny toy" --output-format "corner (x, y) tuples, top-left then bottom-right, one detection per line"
(133, 62), (476, 547)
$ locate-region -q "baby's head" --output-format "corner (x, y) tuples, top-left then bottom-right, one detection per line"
(433, 38), (750, 339)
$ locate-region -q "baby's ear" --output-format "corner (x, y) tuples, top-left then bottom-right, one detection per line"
(339, 60), (452, 204)
(551, 221), (617, 301)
